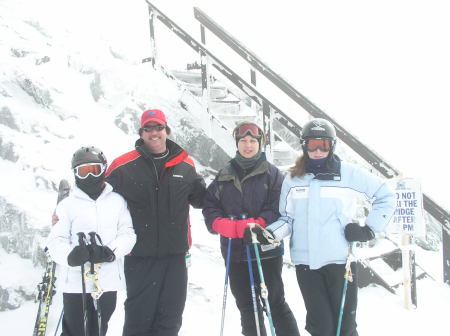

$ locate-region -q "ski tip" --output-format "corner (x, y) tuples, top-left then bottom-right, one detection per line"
(58, 179), (70, 189)
(56, 179), (71, 204)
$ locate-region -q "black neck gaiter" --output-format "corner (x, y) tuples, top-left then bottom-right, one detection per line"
(75, 173), (105, 200)
(305, 154), (342, 181)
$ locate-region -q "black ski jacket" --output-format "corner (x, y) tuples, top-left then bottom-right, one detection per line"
(202, 154), (284, 262)
(106, 139), (206, 257)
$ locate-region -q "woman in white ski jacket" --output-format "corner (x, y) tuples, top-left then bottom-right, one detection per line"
(47, 146), (136, 336)
(265, 119), (396, 336)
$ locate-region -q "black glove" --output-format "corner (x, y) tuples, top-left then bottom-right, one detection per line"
(67, 245), (90, 266)
(90, 245), (116, 263)
(243, 227), (274, 245)
(344, 223), (375, 242)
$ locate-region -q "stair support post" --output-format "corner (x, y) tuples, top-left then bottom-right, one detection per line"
(148, 6), (157, 68)
(401, 233), (417, 309)
(442, 220), (450, 285)
(262, 100), (273, 162)
(199, 25), (212, 135)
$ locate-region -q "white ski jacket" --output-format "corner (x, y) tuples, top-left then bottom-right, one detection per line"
(46, 183), (136, 293)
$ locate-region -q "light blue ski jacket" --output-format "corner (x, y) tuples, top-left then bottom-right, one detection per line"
(267, 161), (395, 270)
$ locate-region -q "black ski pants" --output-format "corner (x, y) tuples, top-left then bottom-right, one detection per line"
(61, 291), (116, 336)
(228, 255), (300, 336)
(122, 254), (187, 336)
(295, 263), (359, 336)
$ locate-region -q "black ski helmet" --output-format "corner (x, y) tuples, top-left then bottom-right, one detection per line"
(71, 146), (107, 169)
(301, 118), (337, 151)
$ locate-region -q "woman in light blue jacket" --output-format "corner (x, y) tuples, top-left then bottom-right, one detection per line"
(264, 118), (396, 336)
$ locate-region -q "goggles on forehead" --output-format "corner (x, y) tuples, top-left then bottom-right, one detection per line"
(235, 123), (261, 139)
(74, 163), (106, 179)
(305, 138), (331, 152)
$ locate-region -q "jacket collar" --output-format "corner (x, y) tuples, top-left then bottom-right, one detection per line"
(218, 157), (269, 193)
(73, 182), (113, 201)
(307, 154), (342, 181)
(135, 138), (184, 164)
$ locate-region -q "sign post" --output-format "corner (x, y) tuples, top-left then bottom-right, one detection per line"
(387, 178), (425, 309)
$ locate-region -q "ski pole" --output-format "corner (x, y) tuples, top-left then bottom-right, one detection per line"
(76, 232), (89, 336)
(53, 309), (63, 336)
(246, 245), (261, 336)
(336, 242), (354, 336)
(88, 232), (103, 336)
(248, 223), (277, 336)
(220, 233), (233, 336)
(240, 214), (261, 336)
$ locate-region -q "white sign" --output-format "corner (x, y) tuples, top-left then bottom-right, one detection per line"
(387, 178), (425, 236)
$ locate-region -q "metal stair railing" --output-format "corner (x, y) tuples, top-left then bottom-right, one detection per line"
(193, 6), (450, 284)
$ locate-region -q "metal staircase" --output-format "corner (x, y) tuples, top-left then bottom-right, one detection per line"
(170, 67), (297, 167)
(172, 68), (257, 127)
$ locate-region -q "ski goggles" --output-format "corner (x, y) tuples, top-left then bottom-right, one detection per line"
(305, 138), (331, 152)
(142, 124), (166, 132)
(74, 163), (106, 179)
(235, 123), (261, 138)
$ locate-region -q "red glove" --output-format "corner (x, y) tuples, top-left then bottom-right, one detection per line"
(212, 217), (238, 238)
(236, 217), (266, 238)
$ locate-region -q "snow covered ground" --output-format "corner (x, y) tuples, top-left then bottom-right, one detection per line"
(2, 209), (450, 335)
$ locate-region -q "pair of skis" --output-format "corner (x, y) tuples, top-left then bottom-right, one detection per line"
(32, 251), (57, 336)
(32, 179), (70, 336)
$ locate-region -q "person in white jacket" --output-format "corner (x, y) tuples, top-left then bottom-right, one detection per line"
(46, 146), (136, 336)
(250, 119), (396, 336)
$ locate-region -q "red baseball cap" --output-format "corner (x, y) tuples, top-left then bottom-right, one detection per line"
(140, 109), (167, 127)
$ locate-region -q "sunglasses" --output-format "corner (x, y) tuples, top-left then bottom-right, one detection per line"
(236, 124), (261, 138)
(74, 163), (106, 179)
(142, 124), (166, 132)
(306, 139), (331, 152)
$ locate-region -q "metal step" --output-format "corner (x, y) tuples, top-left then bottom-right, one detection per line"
(182, 83), (228, 99)
(171, 70), (202, 84)
(213, 115), (258, 129)
(210, 101), (240, 115)
(357, 248), (429, 293)
(272, 141), (297, 167)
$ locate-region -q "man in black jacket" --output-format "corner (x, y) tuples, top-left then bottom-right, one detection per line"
(106, 108), (206, 336)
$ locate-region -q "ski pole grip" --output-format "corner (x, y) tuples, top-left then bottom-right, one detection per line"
(77, 232), (86, 246)
(87, 232), (99, 274)
(88, 232), (97, 246)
